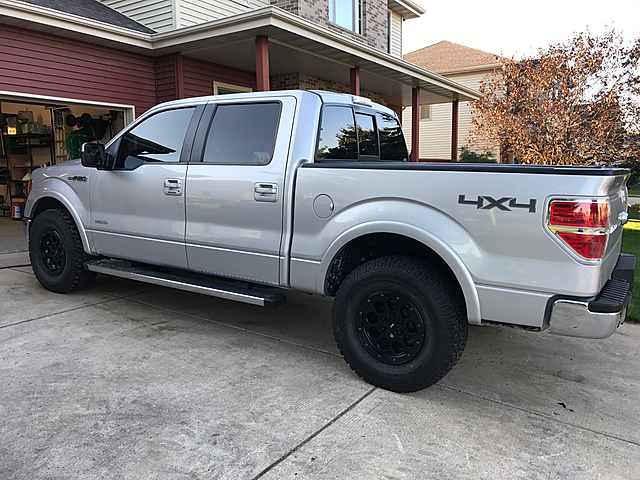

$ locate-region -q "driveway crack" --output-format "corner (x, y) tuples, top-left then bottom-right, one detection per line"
(251, 386), (377, 480)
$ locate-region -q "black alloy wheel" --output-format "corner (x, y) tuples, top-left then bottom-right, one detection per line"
(39, 228), (66, 275)
(356, 290), (426, 365)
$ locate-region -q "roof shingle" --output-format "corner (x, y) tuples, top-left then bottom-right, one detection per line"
(404, 41), (504, 73)
(16, 0), (155, 34)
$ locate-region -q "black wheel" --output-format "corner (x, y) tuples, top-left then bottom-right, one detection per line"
(29, 209), (96, 293)
(332, 256), (468, 392)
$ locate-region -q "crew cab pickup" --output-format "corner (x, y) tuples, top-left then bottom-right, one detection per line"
(25, 90), (635, 392)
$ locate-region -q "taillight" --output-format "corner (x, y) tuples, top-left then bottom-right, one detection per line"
(547, 200), (610, 260)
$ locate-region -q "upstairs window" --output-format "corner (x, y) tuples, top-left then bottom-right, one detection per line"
(329, 0), (362, 34)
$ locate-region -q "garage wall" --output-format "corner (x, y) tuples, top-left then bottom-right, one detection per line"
(0, 25), (156, 116)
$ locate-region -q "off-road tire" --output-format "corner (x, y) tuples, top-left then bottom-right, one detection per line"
(30, 209), (96, 293)
(332, 256), (467, 392)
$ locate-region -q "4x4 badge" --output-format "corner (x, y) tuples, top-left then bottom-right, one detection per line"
(458, 195), (537, 213)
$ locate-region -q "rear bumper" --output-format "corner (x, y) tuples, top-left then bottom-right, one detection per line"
(548, 254), (635, 339)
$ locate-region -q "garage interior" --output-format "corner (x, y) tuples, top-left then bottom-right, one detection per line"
(0, 97), (129, 253)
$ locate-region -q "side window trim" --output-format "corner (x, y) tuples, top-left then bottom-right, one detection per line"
(179, 104), (207, 163)
(190, 103), (217, 163)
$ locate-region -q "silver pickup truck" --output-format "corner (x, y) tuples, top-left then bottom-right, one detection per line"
(25, 90), (635, 392)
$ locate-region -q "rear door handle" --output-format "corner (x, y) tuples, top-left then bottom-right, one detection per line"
(164, 178), (183, 196)
(254, 183), (278, 202)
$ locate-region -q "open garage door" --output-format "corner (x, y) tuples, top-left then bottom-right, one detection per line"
(0, 92), (135, 253)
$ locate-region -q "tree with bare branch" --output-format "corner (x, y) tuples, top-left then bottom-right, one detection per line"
(472, 31), (640, 165)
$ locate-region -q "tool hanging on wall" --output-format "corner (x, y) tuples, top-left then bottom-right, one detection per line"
(65, 113), (109, 141)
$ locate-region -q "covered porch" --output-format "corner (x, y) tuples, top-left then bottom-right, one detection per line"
(151, 7), (479, 162)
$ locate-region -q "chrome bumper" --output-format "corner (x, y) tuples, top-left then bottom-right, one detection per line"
(549, 292), (630, 339)
(549, 254), (635, 339)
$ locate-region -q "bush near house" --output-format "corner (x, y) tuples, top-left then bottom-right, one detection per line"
(457, 146), (497, 163)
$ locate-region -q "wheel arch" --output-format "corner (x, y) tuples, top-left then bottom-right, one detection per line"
(27, 191), (92, 254)
(320, 223), (482, 325)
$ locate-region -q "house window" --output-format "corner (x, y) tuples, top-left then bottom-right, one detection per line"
(213, 81), (252, 95)
(420, 105), (431, 120)
(329, 0), (362, 34)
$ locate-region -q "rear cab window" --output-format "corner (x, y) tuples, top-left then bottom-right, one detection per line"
(317, 105), (408, 162)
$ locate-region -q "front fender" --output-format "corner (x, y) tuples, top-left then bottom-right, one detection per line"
(316, 220), (482, 324)
(26, 177), (92, 254)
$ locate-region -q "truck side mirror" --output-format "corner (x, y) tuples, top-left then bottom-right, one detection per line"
(81, 142), (107, 169)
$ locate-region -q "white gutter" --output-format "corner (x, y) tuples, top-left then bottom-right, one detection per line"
(388, 0), (425, 19)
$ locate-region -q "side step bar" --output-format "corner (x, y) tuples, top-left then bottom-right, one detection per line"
(85, 260), (286, 307)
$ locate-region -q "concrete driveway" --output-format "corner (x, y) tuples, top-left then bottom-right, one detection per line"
(1, 256), (639, 479)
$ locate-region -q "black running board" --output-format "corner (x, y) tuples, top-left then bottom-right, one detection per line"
(85, 260), (286, 307)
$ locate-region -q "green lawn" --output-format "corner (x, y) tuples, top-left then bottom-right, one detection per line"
(626, 183), (640, 197)
(621, 209), (640, 323)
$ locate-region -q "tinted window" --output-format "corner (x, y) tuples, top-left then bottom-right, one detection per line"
(116, 107), (195, 167)
(378, 112), (408, 161)
(356, 113), (377, 156)
(317, 106), (357, 160)
(203, 103), (281, 165)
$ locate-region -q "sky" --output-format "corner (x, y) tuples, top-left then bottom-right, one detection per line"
(402, 0), (640, 59)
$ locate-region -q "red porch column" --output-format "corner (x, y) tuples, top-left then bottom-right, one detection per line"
(350, 66), (360, 95)
(411, 87), (420, 162)
(451, 99), (459, 161)
(255, 35), (270, 92)
(174, 53), (185, 99)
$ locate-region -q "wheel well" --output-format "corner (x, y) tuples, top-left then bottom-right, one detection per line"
(31, 197), (67, 218)
(325, 233), (462, 298)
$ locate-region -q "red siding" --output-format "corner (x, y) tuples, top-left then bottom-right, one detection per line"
(155, 55), (179, 104)
(182, 56), (256, 97)
(0, 25), (155, 115)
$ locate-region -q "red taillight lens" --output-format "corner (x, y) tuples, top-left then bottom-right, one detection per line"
(549, 202), (609, 228)
(557, 232), (607, 259)
(548, 200), (610, 260)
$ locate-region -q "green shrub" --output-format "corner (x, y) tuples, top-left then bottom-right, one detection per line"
(458, 147), (497, 163)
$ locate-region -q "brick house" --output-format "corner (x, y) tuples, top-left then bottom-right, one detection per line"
(0, 0), (478, 212)
(404, 41), (503, 161)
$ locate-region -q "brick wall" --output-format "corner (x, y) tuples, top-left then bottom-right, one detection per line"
(271, 0), (387, 51)
(271, 72), (387, 105)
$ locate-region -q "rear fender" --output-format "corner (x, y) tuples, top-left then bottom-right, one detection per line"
(318, 221), (482, 325)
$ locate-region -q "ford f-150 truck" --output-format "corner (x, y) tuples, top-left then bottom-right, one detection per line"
(24, 90), (635, 392)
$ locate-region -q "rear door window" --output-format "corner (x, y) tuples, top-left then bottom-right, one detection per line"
(203, 102), (281, 165)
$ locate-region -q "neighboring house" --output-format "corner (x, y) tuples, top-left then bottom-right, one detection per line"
(403, 40), (503, 161)
(0, 0), (479, 212)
